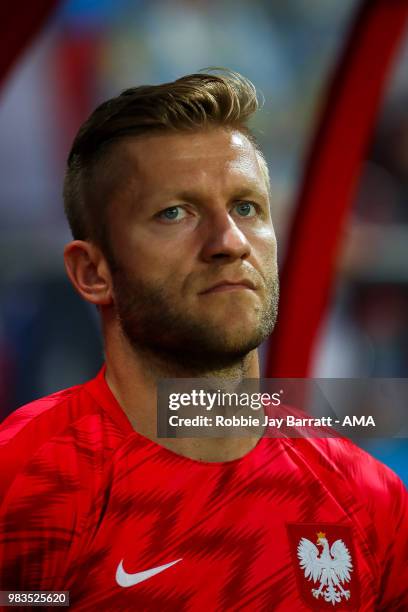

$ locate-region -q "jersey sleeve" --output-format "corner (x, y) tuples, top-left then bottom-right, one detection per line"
(0, 438), (78, 590)
(333, 439), (408, 610)
(299, 436), (408, 610)
(0, 405), (102, 591)
(374, 468), (408, 611)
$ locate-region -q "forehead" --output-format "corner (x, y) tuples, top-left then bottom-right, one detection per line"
(112, 128), (268, 199)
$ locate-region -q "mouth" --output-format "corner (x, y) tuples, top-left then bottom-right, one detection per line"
(199, 279), (256, 295)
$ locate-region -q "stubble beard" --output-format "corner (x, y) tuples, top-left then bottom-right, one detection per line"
(111, 267), (279, 375)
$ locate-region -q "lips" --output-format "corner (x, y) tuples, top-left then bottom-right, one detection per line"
(200, 279), (256, 294)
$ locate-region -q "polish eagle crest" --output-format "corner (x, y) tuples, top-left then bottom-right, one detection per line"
(297, 531), (353, 605)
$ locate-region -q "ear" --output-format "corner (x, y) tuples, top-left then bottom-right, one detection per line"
(64, 240), (113, 306)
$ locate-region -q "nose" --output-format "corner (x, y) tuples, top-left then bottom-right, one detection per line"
(200, 210), (251, 263)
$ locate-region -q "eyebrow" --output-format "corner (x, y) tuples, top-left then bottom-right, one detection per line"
(230, 187), (269, 201)
(169, 186), (269, 203)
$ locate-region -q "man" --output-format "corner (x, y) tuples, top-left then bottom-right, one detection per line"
(0, 71), (406, 611)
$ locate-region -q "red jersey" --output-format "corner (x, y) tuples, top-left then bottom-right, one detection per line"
(0, 367), (407, 611)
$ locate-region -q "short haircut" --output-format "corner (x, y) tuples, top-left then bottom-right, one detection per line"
(63, 69), (267, 254)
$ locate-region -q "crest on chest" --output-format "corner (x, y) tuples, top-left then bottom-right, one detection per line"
(286, 523), (360, 610)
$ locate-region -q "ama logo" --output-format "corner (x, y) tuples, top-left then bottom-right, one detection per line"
(342, 416), (375, 426)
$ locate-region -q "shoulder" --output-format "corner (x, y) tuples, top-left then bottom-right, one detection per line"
(1, 383), (86, 446)
(0, 370), (132, 589)
(304, 437), (408, 609)
(0, 374), (114, 589)
(0, 370), (127, 498)
(315, 435), (404, 494)
(285, 435), (407, 543)
(288, 435), (406, 505)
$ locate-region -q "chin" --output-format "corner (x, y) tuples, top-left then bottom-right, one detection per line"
(206, 309), (260, 328)
(205, 328), (266, 356)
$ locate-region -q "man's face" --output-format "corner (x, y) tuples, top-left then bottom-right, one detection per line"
(105, 128), (278, 371)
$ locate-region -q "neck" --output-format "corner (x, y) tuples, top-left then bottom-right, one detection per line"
(103, 320), (261, 462)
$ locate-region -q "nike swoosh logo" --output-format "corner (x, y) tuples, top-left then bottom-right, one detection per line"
(116, 558), (183, 588)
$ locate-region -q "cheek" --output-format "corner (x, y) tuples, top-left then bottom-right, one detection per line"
(128, 224), (199, 269)
(119, 233), (193, 291)
(251, 227), (278, 268)
(112, 225), (165, 269)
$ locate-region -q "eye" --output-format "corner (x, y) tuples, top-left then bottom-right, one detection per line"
(234, 201), (257, 218)
(157, 206), (187, 222)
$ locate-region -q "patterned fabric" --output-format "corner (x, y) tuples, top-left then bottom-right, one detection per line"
(0, 368), (407, 611)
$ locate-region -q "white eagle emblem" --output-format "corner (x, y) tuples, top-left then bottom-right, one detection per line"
(297, 531), (353, 605)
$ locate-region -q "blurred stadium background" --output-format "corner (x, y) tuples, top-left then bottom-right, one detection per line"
(0, 0), (407, 482)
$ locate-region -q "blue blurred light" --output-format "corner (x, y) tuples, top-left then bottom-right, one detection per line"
(57, 0), (136, 29)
